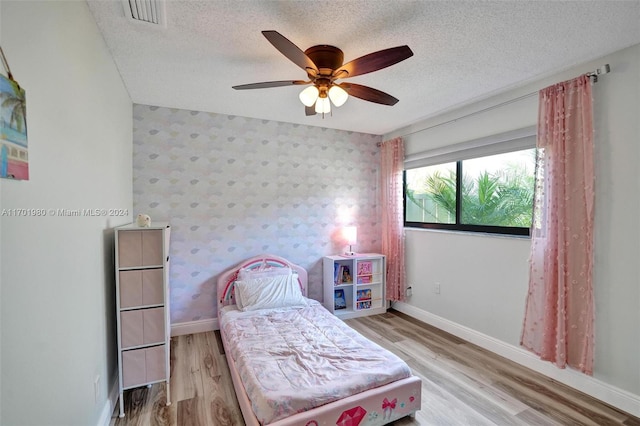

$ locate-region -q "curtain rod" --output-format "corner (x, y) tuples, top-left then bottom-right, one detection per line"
(379, 64), (611, 145)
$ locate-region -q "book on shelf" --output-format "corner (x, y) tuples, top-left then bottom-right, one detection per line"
(356, 300), (372, 310)
(334, 289), (346, 310)
(356, 260), (373, 284)
(357, 275), (372, 284)
(357, 261), (372, 276)
(356, 288), (371, 301)
(335, 264), (352, 284)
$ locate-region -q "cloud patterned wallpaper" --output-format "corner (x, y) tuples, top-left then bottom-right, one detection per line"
(132, 104), (383, 323)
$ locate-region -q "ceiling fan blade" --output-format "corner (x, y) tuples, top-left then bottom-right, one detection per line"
(262, 30), (318, 73)
(335, 46), (413, 78)
(232, 80), (308, 90)
(339, 83), (399, 106)
(305, 105), (316, 116)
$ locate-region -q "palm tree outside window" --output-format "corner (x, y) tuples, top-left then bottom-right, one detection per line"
(404, 149), (535, 236)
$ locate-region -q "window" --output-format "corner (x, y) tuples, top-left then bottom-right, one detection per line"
(405, 148), (536, 236)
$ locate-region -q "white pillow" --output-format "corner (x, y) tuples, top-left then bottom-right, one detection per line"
(233, 283), (245, 310)
(235, 273), (305, 311)
(238, 266), (292, 280)
(235, 267), (294, 309)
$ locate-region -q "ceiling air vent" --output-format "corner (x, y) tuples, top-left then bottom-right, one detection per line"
(122, 0), (166, 27)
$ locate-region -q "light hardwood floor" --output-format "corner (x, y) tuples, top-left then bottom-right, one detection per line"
(111, 310), (640, 425)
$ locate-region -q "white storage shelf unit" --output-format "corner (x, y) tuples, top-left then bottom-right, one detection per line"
(115, 222), (171, 418)
(323, 254), (386, 320)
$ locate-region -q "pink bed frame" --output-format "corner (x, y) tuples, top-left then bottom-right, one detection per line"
(217, 254), (422, 426)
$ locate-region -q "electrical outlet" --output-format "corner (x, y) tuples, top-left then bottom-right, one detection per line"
(406, 286), (412, 297)
(435, 282), (441, 294)
(94, 375), (100, 403)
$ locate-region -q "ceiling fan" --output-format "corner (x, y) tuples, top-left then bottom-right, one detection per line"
(232, 31), (413, 117)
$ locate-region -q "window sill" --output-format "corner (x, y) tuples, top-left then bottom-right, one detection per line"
(403, 226), (531, 240)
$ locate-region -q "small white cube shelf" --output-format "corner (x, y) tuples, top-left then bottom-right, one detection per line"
(323, 253), (386, 320)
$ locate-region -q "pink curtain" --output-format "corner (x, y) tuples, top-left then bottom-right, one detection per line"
(521, 75), (595, 374)
(380, 137), (406, 302)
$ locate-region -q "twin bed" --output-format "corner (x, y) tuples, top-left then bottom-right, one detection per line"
(217, 254), (421, 425)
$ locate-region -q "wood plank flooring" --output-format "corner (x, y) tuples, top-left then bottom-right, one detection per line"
(110, 309), (640, 425)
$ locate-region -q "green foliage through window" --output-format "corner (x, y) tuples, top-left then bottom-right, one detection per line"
(405, 149), (535, 235)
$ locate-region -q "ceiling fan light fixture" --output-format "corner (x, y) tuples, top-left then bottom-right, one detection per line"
(315, 97), (331, 114)
(328, 85), (348, 107)
(299, 86), (319, 107)
(233, 31), (414, 117)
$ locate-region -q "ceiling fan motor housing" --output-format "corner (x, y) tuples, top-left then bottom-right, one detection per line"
(304, 45), (344, 77)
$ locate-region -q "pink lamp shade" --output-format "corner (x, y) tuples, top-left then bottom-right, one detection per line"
(343, 226), (357, 255)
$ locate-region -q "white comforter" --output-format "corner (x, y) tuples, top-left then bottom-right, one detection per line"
(220, 300), (411, 424)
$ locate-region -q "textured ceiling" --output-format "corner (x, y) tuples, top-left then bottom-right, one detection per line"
(87, 0), (640, 135)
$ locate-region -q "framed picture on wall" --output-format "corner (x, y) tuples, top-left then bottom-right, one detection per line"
(0, 73), (28, 180)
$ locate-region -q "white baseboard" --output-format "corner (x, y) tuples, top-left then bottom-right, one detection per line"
(391, 301), (640, 418)
(171, 318), (218, 336)
(98, 373), (119, 426)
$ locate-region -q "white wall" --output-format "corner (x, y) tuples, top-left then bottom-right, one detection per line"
(0, 2), (132, 425)
(386, 43), (640, 414)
